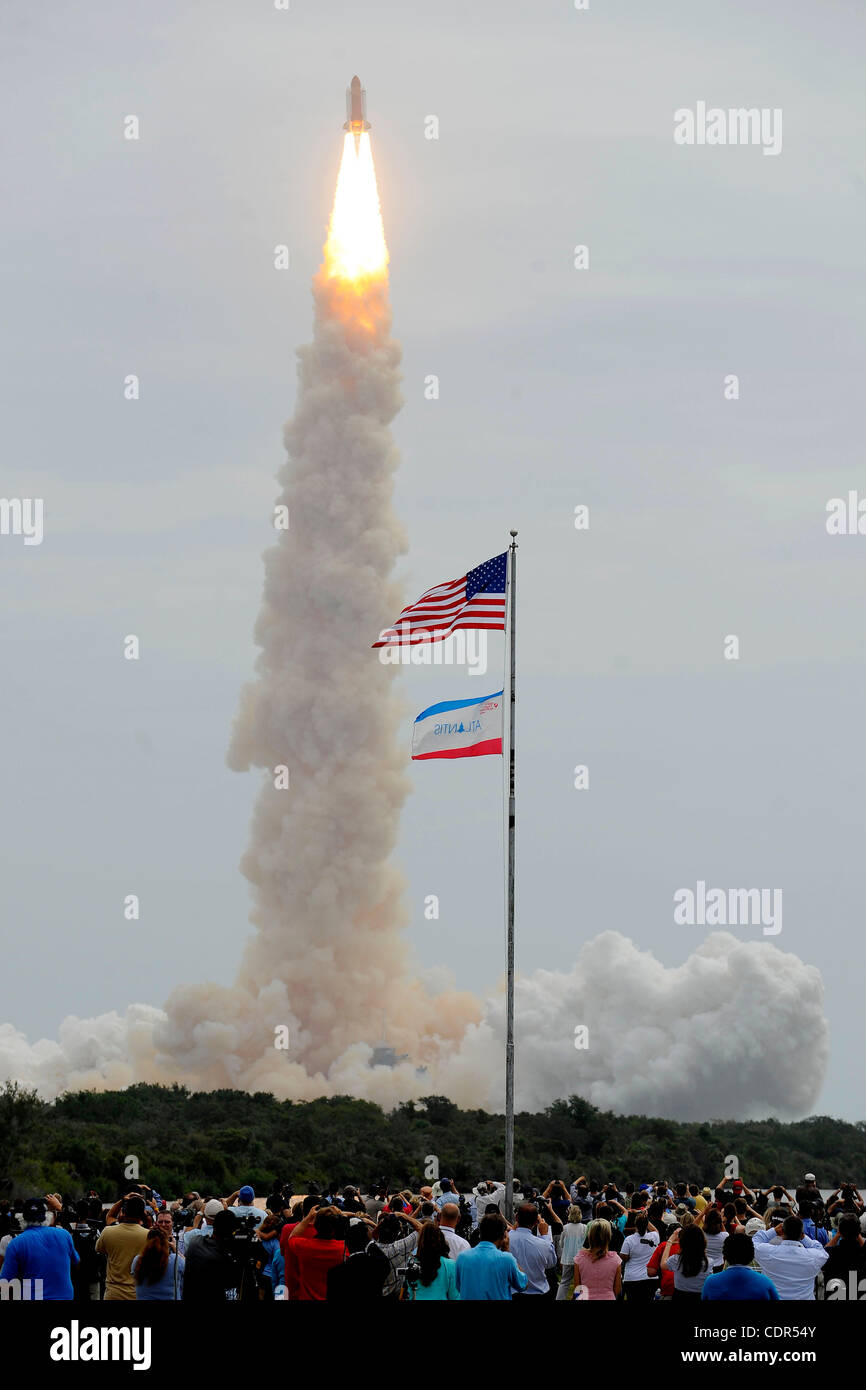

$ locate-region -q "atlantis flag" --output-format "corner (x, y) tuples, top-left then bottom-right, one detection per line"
(411, 690), (504, 761)
(373, 552), (506, 647)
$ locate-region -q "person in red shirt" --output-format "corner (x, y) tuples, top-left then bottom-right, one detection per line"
(647, 1227), (677, 1298)
(285, 1205), (346, 1300)
(278, 1195), (316, 1281)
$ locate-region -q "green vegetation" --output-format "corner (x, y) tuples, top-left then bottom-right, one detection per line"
(1, 1082), (862, 1199)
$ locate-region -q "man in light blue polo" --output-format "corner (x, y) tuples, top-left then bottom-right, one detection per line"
(455, 1214), (527, 1300)
(507, 1204), (558, 1296)
(226, 1187), (265, 1228)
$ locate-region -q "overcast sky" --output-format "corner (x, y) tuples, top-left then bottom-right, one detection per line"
(2, 0), (864, 1118)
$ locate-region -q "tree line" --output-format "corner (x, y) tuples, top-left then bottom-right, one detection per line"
(1, 1081), (862, 1199)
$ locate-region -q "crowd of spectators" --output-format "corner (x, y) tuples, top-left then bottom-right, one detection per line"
(1, 1170), (863, 1302)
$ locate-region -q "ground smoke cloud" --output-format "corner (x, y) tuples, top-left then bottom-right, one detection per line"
(0, 931), (826, 1119)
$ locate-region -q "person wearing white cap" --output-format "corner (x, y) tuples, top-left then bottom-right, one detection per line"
(795, 1173), (820, 1209)
(181, 1198), (227, 1258)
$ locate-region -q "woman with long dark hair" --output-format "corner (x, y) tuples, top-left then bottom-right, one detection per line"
(411, 1222), (459, 1300)
(132, 1227), (183, 1301)
(661, 1223), (712, 1300)
(699, 1207), (727, 1272)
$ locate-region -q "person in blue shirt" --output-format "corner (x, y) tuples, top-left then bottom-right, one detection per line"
(2, 1197), (79, 1300)
(799, 1201), (829, 1246)
(455, 1214), (527, 1300)
(253, 1213), (285, 1298)
(434, 1180), (459, 1211)
(131, 1227), (184, 1301)
(507, 1204), (558, 1296)
(701, 1233), (780, 1301)
(225, 1187), (265, 1227)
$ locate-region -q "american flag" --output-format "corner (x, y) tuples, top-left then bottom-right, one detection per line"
(372, 551), (507, 647)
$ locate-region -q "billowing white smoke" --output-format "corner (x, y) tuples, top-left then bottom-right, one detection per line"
(0, 156), (830, 1120)
(0, 930), (826, 1119)
(437, 931), (827, 1120)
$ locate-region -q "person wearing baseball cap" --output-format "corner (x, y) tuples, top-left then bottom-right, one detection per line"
(181, 1198), (228, 1259)
(0, 1195), (79, 1300)
(226, 1186), (264, 1228)
(795, 1173), (821, 1208)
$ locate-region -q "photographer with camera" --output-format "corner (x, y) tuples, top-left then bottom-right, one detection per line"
(182, 1198), (228, 1259)
(132, 1225), (184, 1301)
(827, 1182), (863, 1221)
(340, 1185), (366, 1215)
(266, 1182), (294, 1218)
(568, 1175), (594, 1224)
(751, 1214), (829, 1300)
(285, 1202), (349, 1300)
(508, 1200), (559, 1297)
(70, 1197), (104, 1301)
(225, 1185), (265, 1228)
(619, 1211), (660, 1302)
(406, 1222), (460, 1301)
(795, 1172), (821, 1210)
(0, 1196), (79, 1301)
(182, 1209), (244, 1302)
(252, 1212), (285, 1298)
(541, 1180), (572, 1232)
(95, 1194), (148, 1301)
(326, 1216), (388, 1301)
(372, 1207), (423, 1298)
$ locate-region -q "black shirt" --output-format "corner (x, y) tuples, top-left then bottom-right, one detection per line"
(795, 1186), (821, 1209)
(71, 1224), (103, 1288)
(823, 1242), (866, 1287)
(326, 1249), (388, 1301)
(182, 1239), (240, 1301)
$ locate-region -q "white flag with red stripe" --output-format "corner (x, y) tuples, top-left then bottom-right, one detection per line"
(411, 690), (504, 761)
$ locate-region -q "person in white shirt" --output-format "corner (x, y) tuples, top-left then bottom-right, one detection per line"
(491, 1181), (524, 1219)
(752, 1216), (828, 1300)
(619, 1214), (660, 1301)
(436, 1204), (470, 1259)
(473, 1181), (504, 1212)
(555, 1206), (587, 1300)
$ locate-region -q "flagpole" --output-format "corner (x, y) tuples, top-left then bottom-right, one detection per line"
(504, 529), (517, 1224)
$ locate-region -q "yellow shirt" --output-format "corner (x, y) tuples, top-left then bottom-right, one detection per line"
(95, 1222), (148, 1300)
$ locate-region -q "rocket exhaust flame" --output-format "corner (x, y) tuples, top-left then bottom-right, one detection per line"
(324, 132), (388, 284)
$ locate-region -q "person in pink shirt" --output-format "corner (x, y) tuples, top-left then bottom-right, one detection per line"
(574, 1219), (622, 1301)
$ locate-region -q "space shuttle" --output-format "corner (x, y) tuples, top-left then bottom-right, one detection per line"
(343, 75), (371, 151)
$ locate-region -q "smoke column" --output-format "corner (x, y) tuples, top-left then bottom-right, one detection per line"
(146, 131), (481, 1094)
(0, 134), (829, 1120)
